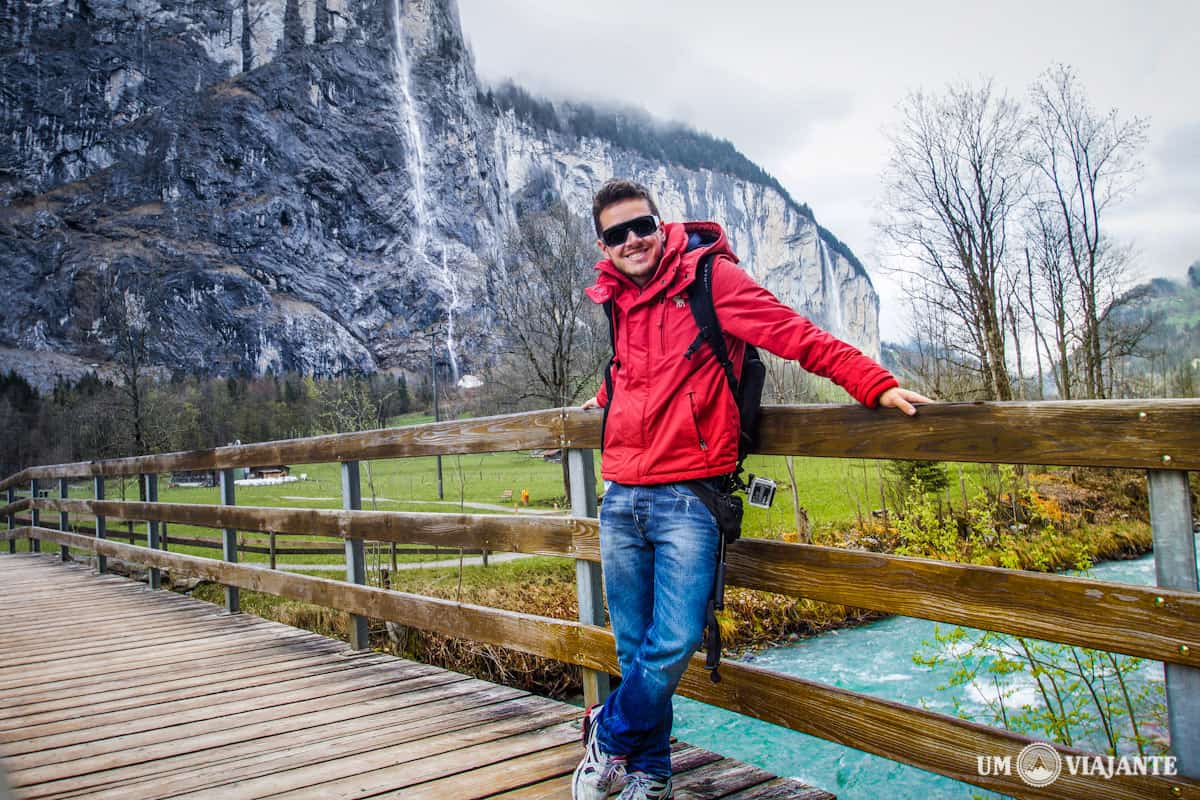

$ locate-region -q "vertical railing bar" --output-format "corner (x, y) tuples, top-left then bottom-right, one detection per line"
(29, 478), (40, 553)
(342, 460), (369, 650)
(94, 477), (107, 574)
(6, 487), (15, 554)
(58, 477), (70, 562)
(220, 468), (239, 613)
(1147, 468), (1199, 779)
(568, 448), (610, 707)
(143, 473), (160, 590)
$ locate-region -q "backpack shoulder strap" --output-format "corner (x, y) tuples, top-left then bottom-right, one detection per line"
(684, 253), (738, 395)
(600, 299), (618, 453)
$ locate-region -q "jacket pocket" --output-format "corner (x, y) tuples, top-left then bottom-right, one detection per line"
(687, 392), (708, 451)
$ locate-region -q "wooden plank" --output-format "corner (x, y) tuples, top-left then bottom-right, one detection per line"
(0, 648), (382, 738)
(31, 498), (599, 560)
(3, 662), (451, 773)
(670, 757), (779, 798)
(33, 683), (529, 799)
(1, 408), (567, 488)
(396, 742), (581, 799)
(725, 538), (1200, 669)
(0, 639), (350, 721)
(3, 658), (432, 762)
(213, 714), (579, 800)
(722, 778), (838, 800)
(563, 400), (1200, 469)
(8, 398), (1192, 492)
(0, 628), (329, 694)
(0, 497), (29, 517)
(0, 613), (302, 669)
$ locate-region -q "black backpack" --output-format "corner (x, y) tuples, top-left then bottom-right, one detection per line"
(600, 251), (766, 682)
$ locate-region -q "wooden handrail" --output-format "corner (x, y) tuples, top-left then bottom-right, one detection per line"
(5, 399), (1200, 491)
(0, 409), (568, 491)
(18, 497), (1200, 668)
(8, 526), (1197, 800)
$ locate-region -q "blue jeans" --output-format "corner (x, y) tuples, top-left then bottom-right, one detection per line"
(594, 481), (720, 777)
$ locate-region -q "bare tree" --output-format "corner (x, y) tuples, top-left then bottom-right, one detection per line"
(1021, 199), (1080, 398)
(1027, 64), (1148, 398)
(880, 81), (1027, 400)
(79, 269), (163, 456)
(488, 201), (608, 410)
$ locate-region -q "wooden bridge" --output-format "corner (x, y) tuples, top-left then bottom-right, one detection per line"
(2, 401), (1200, 799)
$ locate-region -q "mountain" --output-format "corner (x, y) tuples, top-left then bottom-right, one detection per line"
(1108, 264), (1200, 359)
(0, 0), (880, 386)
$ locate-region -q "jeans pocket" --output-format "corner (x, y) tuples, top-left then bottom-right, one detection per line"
(666, 482), (697, 501)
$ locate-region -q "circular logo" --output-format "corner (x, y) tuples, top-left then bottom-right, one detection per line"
(1016, 742), (1063, 787)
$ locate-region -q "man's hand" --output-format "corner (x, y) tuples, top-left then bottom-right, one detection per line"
(581, 396), (601, 410)
(878, 386), (933, 416)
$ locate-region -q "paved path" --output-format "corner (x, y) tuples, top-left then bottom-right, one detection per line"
(277, 497), (562, 515)
(272, 552), (538, 572)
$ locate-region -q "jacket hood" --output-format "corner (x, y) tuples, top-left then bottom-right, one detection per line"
(585, 221), (738, 306)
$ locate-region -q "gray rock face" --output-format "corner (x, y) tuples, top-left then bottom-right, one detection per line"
(0, 0), (879, 384)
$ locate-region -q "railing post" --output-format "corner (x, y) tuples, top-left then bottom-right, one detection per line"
(219, 468), (239, 613)
(58, 478), (70, 562)
(6, 487), (15, 554)
(29, 478), (40, 552)
(568, 448), (610, 707)
(143, 473), (160, 589)
(94, 477), (107, 574)
(342, 461), (369, 650)
(1148, 469), (1200, 779)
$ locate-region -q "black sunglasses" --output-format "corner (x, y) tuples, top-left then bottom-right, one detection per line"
(600, 215), (660, 247)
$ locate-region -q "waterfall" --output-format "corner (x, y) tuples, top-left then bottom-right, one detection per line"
(820, 242), (845, 335)
(439, 248), (461, 381)
(391, 0), (431, 255)
(392, 0), (459, 373)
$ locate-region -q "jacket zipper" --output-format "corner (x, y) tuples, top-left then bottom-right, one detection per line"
(658, 296), (667, 353)
(687, 392), (708, 450)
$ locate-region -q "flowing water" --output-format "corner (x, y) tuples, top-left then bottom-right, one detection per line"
(673, 552), (1185, 799)
(819, 242), (844, 336)
(391, 0), (460, 375)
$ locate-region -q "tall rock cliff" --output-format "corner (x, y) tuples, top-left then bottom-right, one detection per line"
(0, 0), (879, 386)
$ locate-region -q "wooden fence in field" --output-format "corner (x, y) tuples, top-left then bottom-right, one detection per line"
(3, 400), (1199, 800)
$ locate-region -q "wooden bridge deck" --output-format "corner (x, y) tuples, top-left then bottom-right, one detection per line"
(0, 555), (832, 800)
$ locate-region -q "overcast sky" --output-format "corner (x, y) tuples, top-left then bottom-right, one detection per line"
(457, 0), (1200, 341)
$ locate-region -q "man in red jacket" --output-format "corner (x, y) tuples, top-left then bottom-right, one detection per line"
(572, 180), (930, 800)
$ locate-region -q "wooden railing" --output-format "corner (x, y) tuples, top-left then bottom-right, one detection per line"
(3, 401), (1199, 800)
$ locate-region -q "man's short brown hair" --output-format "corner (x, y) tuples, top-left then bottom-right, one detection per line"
(592, 179), (660, 236)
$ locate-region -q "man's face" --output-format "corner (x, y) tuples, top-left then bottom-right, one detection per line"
(597, 198), (665, 287)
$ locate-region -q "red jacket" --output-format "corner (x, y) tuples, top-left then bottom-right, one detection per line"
(586, 220), (897, 485)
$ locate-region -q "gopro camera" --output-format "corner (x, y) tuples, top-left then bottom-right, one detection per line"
(746, 474), (777, 509)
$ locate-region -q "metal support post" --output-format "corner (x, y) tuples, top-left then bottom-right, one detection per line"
(342, 461), (369, 650)
(1148, 469), (1199, 779)
(568, 448), (610, 706)
(143, 473), (160, 589)
(29, 479), (40, 552)
(220, 469), (239, 613)
(6, 487), (15, 554)
(94, 477), (107, 574)
(58, 478), (70, 562)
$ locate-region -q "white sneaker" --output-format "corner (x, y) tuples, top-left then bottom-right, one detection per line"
(617, 771), (674, 800)
(572, 704), (627, 800)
